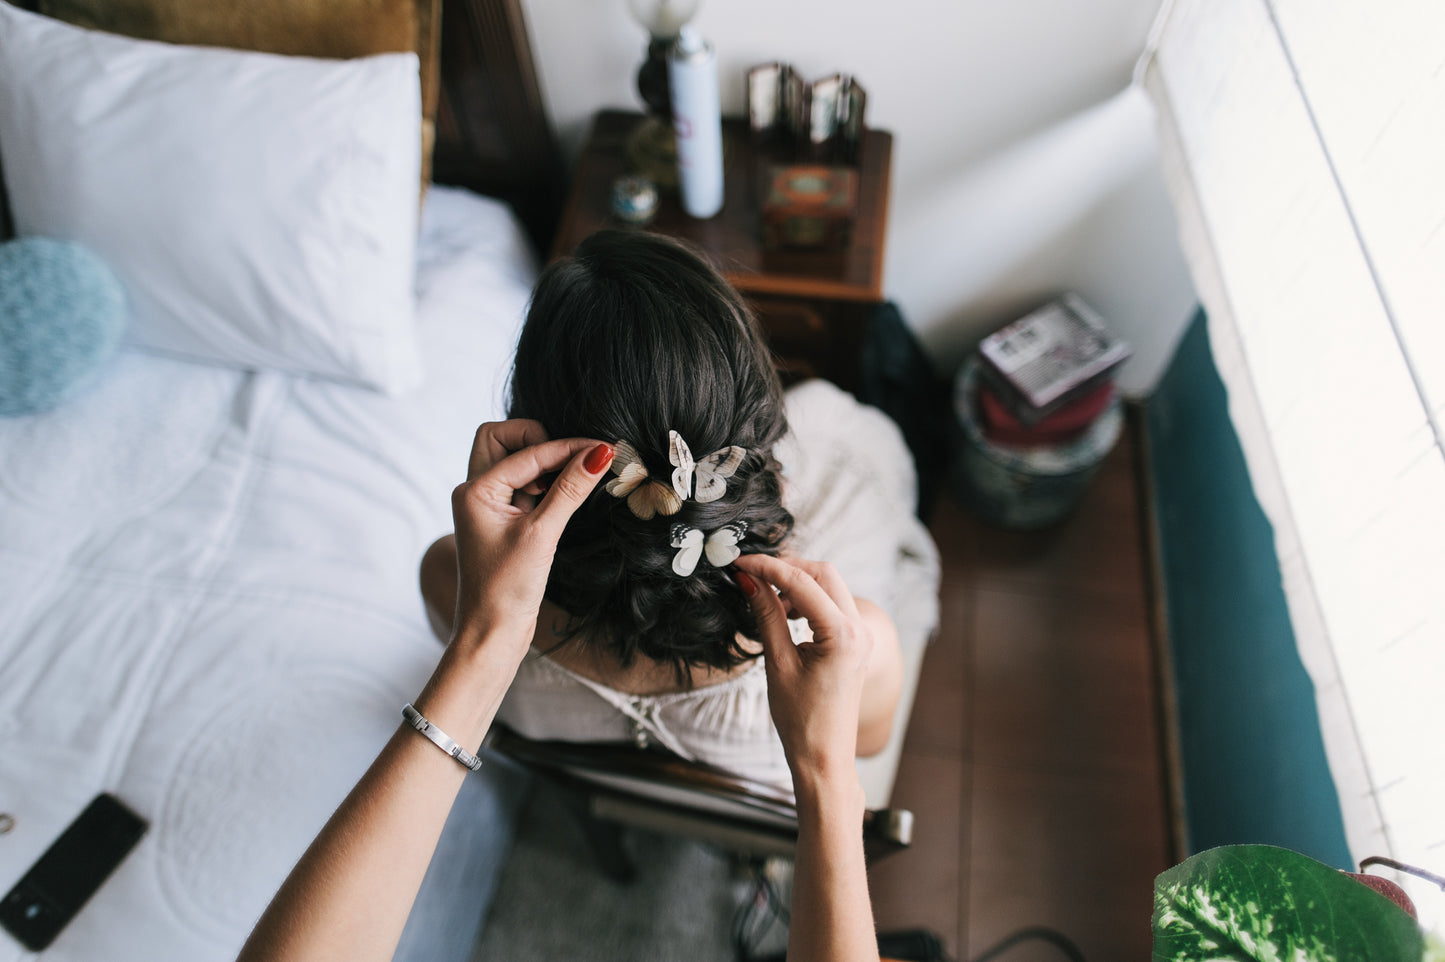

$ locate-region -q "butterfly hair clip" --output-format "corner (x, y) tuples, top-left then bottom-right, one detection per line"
(605, 439), (681, 519)
(606, 431), (747, 519)
(669, 430), (747, 504)
(670, 521), (749, 577)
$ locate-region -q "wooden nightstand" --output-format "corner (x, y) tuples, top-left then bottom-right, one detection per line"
(550, 109), (893, 392)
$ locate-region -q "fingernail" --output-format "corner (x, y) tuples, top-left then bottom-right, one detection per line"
(584, 443), (614, 474)
(735, 570), (760, 598)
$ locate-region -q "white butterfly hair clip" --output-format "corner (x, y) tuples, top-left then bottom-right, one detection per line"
(669, 430), (747, 505)
(669, 521), (748, 577)
(606, 431), (748, 519)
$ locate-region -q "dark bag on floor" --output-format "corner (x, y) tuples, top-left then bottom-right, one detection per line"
(858, 301), (950, 520)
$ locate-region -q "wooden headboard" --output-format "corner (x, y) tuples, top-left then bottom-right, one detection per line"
(434, 0), (564, 253)
(0, 0), (37, 240)
(0, 0), (563, 254)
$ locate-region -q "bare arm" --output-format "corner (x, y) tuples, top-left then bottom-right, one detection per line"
(233, 638), (517, 962)
(791, 769), (873, 962)
(236, 425), (613, 962)
(854, 598), (902, 757)
(238, 424), (886, 962)
(733, 554), (882, 962)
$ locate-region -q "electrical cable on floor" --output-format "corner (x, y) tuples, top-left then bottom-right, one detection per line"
(873, 924), (1090, 962)
(733, 858), (1088, 962)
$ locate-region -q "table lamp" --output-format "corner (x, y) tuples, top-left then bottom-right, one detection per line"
(626, 0), (700, 187)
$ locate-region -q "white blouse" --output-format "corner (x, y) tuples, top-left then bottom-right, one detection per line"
(494, 379), (945, 797)
(493, 621), (809, 790)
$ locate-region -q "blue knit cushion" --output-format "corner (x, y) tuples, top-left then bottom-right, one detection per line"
(0, 238), (127, 416)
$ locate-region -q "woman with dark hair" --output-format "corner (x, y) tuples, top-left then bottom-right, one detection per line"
(420, 230), (903, 786)
(241, 424), (881, 962)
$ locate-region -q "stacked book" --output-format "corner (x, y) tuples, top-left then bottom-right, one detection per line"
(974, 295), (1130, 447)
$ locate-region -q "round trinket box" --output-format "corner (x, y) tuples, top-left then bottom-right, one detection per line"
(610, 174), (660, 225)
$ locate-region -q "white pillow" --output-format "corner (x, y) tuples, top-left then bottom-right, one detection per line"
(0, 3), (425, 393)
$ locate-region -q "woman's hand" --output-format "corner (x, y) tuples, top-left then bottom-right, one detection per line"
(238, 426), (615, 962)
(462, 418), (552, 502)
(730, 554), (874, 791)
(732, 554), (881, 962)
(448, 420), (614, 652)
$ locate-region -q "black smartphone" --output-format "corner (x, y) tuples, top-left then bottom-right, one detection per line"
(0, 793), (148, 951)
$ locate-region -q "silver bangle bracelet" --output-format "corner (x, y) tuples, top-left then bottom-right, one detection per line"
(401, 703), (484, 773)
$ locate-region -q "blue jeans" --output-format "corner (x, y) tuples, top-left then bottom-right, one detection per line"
(392, 751), (531, 962)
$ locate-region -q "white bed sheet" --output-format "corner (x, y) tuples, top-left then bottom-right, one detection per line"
(0, 186), (535, 962)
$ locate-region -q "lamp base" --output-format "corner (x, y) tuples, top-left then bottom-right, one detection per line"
(626, 115), (678, 190)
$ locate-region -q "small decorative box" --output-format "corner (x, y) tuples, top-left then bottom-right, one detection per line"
(610, 174), (660, 225)
(760, 164), (858, 251)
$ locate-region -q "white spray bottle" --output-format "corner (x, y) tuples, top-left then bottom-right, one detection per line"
(668, 27), (724, 219)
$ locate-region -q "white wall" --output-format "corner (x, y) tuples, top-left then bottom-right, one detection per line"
(519, 0), (1197, 395)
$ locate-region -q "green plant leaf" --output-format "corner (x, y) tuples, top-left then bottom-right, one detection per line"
(1153, 845), (1424, 962)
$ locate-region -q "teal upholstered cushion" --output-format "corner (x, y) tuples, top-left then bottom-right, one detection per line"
(0, 237), (126, 416)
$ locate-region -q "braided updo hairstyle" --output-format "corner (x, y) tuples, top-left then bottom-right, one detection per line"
(508, 230), (793, 683)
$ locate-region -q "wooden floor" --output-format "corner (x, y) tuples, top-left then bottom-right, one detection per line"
(869, 421), (1173, 961)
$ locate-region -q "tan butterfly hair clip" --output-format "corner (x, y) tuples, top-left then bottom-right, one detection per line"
(605, 430), (747, 520)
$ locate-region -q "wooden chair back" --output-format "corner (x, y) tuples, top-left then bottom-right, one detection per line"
(485, 723), (913, 879)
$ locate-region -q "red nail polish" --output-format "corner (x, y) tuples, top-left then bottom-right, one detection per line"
(735, 570), (760, 598)
(584, 443), (614, 474)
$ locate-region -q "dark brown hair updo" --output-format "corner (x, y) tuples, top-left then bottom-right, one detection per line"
(508, 230), (793, 682)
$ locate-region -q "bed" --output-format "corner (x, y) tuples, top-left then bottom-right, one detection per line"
(0, 1), (555, 958)
(0, 1), (939, 957)
(0, 183), (537, 961)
